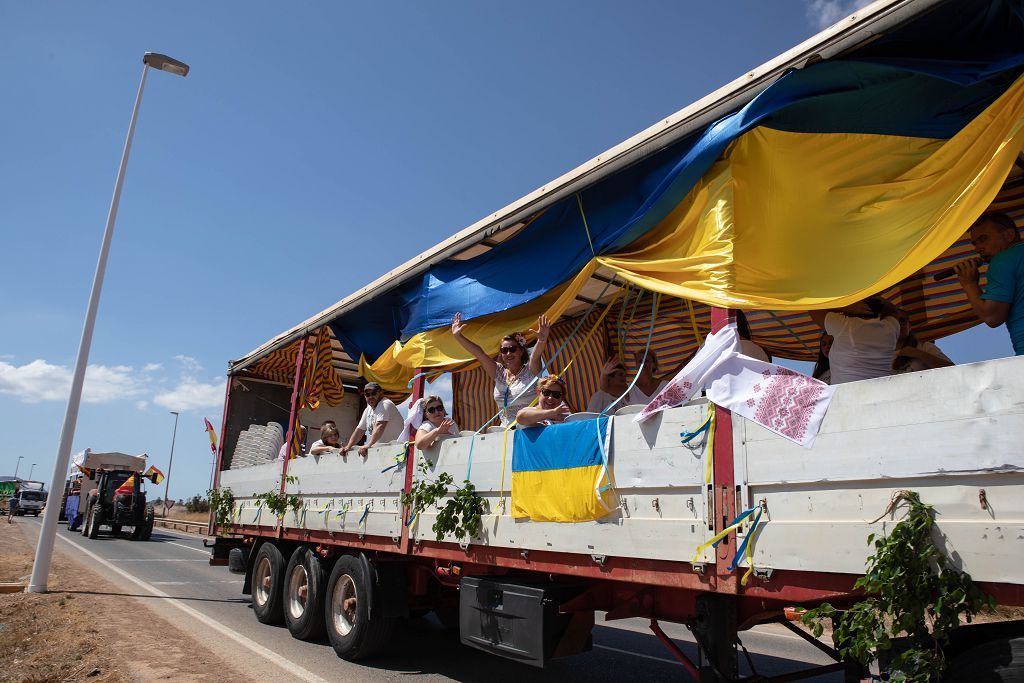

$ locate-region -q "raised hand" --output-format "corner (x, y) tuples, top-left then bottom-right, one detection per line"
(600, 357), (621, 377)
(451, 312), (466, 337)
(532, 314), (552, 341)
(554, 403), (572, 421)
(439, 418), (455, 433)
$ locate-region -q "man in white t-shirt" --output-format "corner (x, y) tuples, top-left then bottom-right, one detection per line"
(809, 298), (900, 384)
(341, 382), (404, 456)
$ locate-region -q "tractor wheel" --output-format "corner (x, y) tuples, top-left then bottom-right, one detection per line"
(324, 554), (397, 661)
(86, 505), (100, 539)
(252, 542), (286, 625)
(111, 524), (122, 536)
(284, 546), (328, 641)
(80, 506), (91, 536)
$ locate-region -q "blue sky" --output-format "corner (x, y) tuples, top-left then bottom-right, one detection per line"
(0, 1), (1014, 501)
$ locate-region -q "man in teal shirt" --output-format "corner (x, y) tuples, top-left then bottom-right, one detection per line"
(956, 213), (1024, 355)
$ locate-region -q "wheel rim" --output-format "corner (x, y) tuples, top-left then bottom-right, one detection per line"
(253, 556), (272, 607)
(286, 563), (309, 620)
(330, 573), (358, 637)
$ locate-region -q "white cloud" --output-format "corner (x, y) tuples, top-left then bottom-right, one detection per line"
(0, 359), (147, 404)
(806, 0), (874, 30)
(136, 400), (149, 410)
(174, 355), (202, 376)
(142, 363), (162, 372)
(153, 377), (225, 411)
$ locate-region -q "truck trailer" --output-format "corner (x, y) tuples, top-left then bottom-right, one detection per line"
(208, 0), (1024, 679)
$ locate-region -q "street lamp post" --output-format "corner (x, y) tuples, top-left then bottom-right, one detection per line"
(163, 411), (179, 517)
(28, 464), (36, 480)
(28, 52), (189, 594)
(14, 456), (23, 478)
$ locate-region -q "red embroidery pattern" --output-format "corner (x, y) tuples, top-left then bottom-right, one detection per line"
(639, 380), (695, 419)
(750, 368), (825, 443)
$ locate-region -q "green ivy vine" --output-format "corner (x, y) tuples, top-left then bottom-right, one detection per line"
(401, 460), (486, 542)
(206, 486), (235, 535)
(801, 490), (993, 682)
(254, 475), (304, 521)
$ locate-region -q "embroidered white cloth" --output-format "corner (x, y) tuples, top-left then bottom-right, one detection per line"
(401, 398), (427, 438)
(635, 325), (835, 448)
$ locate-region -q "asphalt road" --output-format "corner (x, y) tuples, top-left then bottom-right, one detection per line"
(23, 518), (842, 682)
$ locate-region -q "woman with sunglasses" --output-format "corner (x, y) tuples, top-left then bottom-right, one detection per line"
(451, 312), (551, 426)
(516, 376), (572, 427)
(413, 395), (460, 450)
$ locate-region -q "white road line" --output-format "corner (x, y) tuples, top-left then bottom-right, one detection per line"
(51, 531), (330, 683)
(165, 540), (209, 555)
(150, 580), (243, 586)
(593, 644), (681, 666)
(115, 558), (208, 562)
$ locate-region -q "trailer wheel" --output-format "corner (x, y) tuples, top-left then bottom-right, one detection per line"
(945, 636), (1024, 682)
(325, 554), (397, 661)
(252, 542), (286, 624)
(284, 547), (327, 641)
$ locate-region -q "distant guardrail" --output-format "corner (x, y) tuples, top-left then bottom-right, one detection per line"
(155, 517), (208, 535)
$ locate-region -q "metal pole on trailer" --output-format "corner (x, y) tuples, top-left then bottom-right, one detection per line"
(27, 53), (189, 594)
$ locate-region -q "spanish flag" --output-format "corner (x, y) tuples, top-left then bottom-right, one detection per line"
(204, 418), (218, 455)
(115, 474), (136, 496)
(511, 418), (616, 523)
(145, 465), (165, 485)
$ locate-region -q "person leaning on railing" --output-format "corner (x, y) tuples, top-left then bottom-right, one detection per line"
(516, 376), (572, 427)
(414, 395), (460, 450)
(342, 382), (404, 456)
(451, 312), (551, 427)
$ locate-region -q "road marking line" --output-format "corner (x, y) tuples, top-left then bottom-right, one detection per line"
(51, 531), (330, 683)
(593, 644), (681, 666)
(165, 541), (209, 555)
(150, 580), (243, 585)
(115, 558), (208, 562)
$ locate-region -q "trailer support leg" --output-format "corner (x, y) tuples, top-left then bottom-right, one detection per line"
(649, 618), (701, 681)
(693, 594), (738, 682)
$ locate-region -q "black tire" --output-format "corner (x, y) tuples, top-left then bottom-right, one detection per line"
(251, 542), (286, 624)
(945, 636), (1024, 682)
(324, 554), (398, 661)
(80, 506), (90, 536)
(111, 524), (122, 536)
(86, 505), (100, 539)
(283, 547), (327, 641)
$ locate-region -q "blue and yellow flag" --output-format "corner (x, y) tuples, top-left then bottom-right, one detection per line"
(511, 418), (615, 523)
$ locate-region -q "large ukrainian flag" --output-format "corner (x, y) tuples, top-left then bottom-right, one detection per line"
(511, 418), (616, 523)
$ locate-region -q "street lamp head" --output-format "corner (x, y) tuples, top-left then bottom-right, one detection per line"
(170, 411), (179, 416)
(143, 52), (189, 77)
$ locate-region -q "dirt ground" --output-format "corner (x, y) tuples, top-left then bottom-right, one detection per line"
(0, 521), (247, 683)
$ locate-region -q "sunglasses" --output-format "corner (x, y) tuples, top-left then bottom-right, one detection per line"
(425, 405), (446, 415)
(540, 389), (563, 399)
(499, 346), (519, 355)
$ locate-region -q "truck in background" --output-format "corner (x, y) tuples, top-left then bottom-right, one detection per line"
(0, 479), (46, 516)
